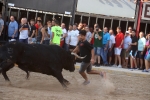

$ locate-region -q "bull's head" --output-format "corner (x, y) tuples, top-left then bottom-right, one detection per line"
(65, 52), (86, 72)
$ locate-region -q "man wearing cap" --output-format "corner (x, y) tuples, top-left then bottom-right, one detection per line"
(121, 31), (132, 68)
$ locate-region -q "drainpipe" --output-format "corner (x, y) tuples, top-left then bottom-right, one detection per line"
(136, 1), (143, 37)
(71, 0), (77, 25)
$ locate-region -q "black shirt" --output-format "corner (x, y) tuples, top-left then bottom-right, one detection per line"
(78, 40), (93, 63)
(131, 35), (138, 51)
(29, 25), (36, 38)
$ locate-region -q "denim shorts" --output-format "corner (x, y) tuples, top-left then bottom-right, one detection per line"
(145, 51), (150, 61)
(94, 47), (101, 56)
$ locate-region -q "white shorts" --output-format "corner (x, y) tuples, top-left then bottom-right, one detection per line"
(114, 48), (122, 55)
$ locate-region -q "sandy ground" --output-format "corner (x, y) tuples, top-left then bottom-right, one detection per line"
(0, 67), (150, 100)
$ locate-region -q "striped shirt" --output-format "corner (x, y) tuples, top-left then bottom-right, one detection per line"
(19, 24), (29, 39)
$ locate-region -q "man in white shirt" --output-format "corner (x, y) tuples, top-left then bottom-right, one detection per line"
(121, 31), (132, 68)
(108, 29), (115, 66)
(85, 26), (92, 42)
(19, 18), (30, 44)
(65, 25), (72, 51)
(60, 23), (67, 48)
(69, 24), (79, 51)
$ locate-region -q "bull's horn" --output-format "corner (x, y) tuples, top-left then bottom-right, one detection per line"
(71, 53), (86, 59)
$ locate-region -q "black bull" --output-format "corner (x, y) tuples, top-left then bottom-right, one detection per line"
(0, 42), (85, 88)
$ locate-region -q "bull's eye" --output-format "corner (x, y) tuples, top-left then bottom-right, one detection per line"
(7, 48), (13, 54)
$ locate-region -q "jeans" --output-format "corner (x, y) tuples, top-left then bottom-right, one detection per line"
(101, 44), (108, 64)
(94, 47), (101, 56)
(19, 38), (28, 44)
(64, 43), (69, 51)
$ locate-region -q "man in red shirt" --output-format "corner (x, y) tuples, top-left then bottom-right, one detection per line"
(112, 27), (124, 68)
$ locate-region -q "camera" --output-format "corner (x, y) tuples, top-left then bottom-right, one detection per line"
(45, 28), (48, 31)
(96, 28), (99, 31)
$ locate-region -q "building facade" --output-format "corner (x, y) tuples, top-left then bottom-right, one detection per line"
(2, 0), (150, 35)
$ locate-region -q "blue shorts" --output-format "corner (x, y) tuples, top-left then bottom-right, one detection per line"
(145, 52), (150, 61)
(94, 47), (101, 56)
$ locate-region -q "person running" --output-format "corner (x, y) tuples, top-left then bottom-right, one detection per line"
(72, 30), (106, 85)
(51, 20), (63, 45)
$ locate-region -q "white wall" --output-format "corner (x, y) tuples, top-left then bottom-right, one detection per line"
(77, 0), (136, 18)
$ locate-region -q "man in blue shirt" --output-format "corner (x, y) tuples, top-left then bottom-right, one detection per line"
(101, 27), (110, 66)
(8, 16), (18, 40)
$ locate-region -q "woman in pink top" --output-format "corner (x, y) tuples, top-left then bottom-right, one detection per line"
(143, 34), (150, 72)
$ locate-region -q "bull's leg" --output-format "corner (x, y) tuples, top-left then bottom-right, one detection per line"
(2, 71), (10, 81)
(18, 66), (30, 79)
(53, 72), (67, 88)
(63, 78), (70, 85)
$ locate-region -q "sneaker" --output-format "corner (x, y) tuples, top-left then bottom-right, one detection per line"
(112, 64), (117, 67)
(95, 63), (101, 67)
(134, 68), (139, 70)
(107, 64), (112, 67)
(83, 80), (90, 85)
(142, 69), (149, 72)
(130, 68), (134, 71)
(94, 62), (98, 66)
(117, 65), (122, 68)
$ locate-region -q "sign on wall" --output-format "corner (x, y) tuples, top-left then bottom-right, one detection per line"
(142, 2), (150, 20)
(8, 0), (74, 14)
(77, 0), (136, 18)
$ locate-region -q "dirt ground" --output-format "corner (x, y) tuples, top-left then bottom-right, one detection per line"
(0, 67), (150, 100)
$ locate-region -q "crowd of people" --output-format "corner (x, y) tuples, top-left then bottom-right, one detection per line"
(0, 13), (150, 73)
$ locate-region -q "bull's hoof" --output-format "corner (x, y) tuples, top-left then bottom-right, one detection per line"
(63, 86), (68, 90)
(26, 76), (30, 80)
(64, 82), (70, 86)
(5, 81), (11, 86)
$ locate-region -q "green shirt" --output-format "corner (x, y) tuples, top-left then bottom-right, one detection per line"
(51, 26), (63, 45)
(93, 31), (103, 47)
